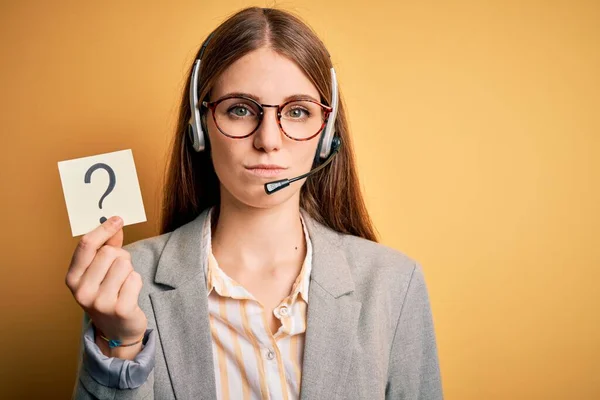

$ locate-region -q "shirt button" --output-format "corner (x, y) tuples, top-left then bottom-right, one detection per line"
(266, 349), (275, 360)
(279, 306), (289, 316)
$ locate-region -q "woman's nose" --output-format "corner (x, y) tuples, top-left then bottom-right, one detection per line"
(253, 107), (283, 152)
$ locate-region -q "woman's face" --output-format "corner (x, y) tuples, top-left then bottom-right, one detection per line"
(205, 47), (322, 209)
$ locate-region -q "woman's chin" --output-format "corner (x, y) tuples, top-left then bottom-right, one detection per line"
(223, 182), (300, 210)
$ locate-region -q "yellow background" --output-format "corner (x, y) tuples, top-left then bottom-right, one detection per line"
(1, 1), (598, 398)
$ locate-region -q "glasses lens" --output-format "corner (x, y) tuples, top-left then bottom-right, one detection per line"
(214, 97), (261, 137)
(213, 97), (327, 139)
(280, 100), (327, 139)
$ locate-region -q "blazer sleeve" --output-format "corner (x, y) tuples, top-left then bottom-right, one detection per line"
(386, 263), (443, 400)
(72, 313), (156, 400)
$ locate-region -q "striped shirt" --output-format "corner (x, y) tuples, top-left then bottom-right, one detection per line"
(202, 208), (312, 400)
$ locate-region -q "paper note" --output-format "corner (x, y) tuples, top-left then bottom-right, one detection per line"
(57, 149), (147, 236)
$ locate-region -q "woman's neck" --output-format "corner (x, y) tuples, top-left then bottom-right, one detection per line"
(210, 197), (306, 274)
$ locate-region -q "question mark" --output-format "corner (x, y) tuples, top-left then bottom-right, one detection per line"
(84, 163), (116, 224)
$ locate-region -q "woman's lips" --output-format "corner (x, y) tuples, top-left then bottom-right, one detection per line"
(245, 167), (287, 178)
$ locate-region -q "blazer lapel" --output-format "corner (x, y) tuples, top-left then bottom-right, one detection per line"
(149, 209), (217, 400)
(299, 211), (362, 400)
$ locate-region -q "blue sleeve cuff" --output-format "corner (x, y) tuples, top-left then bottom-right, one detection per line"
(82, 323), (156, 389)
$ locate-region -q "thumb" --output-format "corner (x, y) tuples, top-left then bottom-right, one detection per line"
(105, 227), (124, 248)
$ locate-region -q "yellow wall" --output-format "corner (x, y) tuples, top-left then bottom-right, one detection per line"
(1, 1), (598, 398)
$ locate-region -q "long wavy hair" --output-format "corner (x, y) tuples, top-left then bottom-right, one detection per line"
(160, 6), (378, 242)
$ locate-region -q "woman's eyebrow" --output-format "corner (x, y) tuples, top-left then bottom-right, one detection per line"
(220, 91), (320, 103)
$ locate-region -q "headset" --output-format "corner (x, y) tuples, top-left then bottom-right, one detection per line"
(187, 33), (341, 194)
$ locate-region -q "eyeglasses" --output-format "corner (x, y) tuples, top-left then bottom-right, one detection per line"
(202, 95), (333, 141)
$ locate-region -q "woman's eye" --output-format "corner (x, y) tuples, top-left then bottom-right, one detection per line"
(230, 106), (251, 117)
(288, 107), (309, 119)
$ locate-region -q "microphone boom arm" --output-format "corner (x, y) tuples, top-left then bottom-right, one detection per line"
(264, 137), (341, 195)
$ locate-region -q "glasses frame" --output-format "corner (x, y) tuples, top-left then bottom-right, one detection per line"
(201, 95), (333, 141)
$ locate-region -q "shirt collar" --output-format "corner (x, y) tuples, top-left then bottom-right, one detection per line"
(202, 206), (313, 303)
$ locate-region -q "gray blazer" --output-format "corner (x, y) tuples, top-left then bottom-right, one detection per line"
(73, 208), (443, 399)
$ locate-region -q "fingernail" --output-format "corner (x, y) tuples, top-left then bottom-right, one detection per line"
(111, 216), (123, 226)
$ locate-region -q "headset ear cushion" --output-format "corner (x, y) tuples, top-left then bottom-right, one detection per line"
(200, 113), (212, 151)
(312, 132), (326, 168)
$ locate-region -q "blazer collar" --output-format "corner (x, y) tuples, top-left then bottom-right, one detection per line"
(153, 207), (355, 298)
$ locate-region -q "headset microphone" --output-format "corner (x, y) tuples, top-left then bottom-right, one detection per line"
(264, 136), (341, 195)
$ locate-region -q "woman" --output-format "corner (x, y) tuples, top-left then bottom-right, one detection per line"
(66, 7), (443, 400)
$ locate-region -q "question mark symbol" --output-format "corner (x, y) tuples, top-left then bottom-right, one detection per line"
(84, 163), (116, 224)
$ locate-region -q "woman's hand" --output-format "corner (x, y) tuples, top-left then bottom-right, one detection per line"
(65, 216), (147, 357)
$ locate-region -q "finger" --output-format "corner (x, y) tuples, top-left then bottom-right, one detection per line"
(115, 271), (143, 318)
(68, 216), (124, 285)
(105, 227), (123, 248)
(96, 256), (133, 302)
(78, 246), (131, 293)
